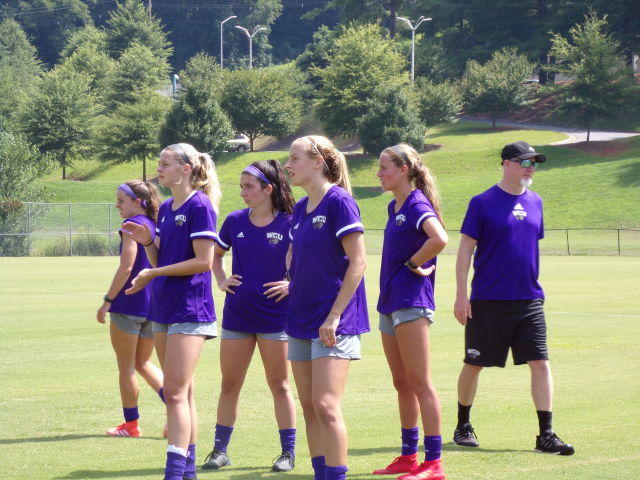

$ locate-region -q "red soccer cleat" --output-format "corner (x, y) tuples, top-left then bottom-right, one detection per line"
(106, 420), (141, 437)
(372, 453), (419, 475)
(397, 459), (445, 480)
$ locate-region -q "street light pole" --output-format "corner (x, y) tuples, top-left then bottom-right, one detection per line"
(220, 15), (237, 69)
(396, 16), (432, 83)
(172, 74), (179, 98)
(235, 25), (267, 69)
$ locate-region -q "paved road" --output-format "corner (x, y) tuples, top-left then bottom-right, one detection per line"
(460, 117), (639, 144)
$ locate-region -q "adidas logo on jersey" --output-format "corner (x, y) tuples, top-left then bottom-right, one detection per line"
(293, 222), (299, 230)
(512, 203), (527, 221)
(266, 232), (283, 245)
(237, 232), (244, 238)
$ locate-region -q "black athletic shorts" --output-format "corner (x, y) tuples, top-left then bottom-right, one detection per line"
(464, 299), (549, 367)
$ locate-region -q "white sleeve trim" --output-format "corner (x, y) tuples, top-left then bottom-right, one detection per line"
(416, 213), (436, 231)
(288, 230), (293, 241)
(155, 228), (160, 233)
(216, 236), (230, 249)
(190, 230), (218, 239)
(335, 222), (364, 238)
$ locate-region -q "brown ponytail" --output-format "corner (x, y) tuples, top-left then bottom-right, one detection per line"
(301, 135), (352, 195)
(246, 159), (296, 215)
(383, 144), (444, 227)
(125, 180), (161, 222)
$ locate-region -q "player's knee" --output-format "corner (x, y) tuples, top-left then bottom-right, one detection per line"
(267, 377), (290, 397)
(312, 397), (340, 425)
(392, 375), (413, 395)
(219, 376), (243, 395)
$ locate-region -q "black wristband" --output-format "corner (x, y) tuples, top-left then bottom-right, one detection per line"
(143, 238), (154, 247)
(405, 259), (419, 270)
(103, 294), (114, 303)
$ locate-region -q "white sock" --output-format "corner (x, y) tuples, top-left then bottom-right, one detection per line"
(167, 444), (188, 457)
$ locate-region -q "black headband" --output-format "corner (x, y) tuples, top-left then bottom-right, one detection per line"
(167, 143), (191, 165)
(389, 145), (411, 166)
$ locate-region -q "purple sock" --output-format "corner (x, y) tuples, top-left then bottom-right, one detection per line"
(279, 428), (296, 455)
(164, 451), (186, 480)
(123, 406), (139, 423)
(311, 456), (325, 480)
(325, 465), (348, 480)
(184, 444), (196, 477)
(158, 387), (166, 404)
(214, 423), (234, 452)
(401, 427), (419, 455)
(424, 435), (442, 461)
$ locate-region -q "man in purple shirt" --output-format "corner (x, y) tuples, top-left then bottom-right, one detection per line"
(452, 141), (574, 456)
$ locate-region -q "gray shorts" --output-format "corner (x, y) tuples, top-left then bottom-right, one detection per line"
(110, 312), (153, 338)
(379, 307), (434, 336)
(287, 335), (361, 361)
(152, 321), (217, 339)
(221, 328), (288, 341)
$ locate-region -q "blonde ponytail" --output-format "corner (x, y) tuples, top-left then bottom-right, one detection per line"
(302, 135), (352, 195)
(164, 143), (222, 213)
(383, 144), (444, 227)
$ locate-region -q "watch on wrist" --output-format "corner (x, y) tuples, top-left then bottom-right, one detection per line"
(405, 259), (419, 270)
(103, 294), (114, 303)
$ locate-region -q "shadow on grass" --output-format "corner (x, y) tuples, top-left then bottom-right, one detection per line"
(58, 466), (268, 479)
(615, 158), (640, 187)
(443, 443), (532, 453)
(352, 186), (384, 200)
(0, 434), (125, 445)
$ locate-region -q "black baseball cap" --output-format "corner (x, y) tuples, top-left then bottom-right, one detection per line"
(501, 141), (546, 163)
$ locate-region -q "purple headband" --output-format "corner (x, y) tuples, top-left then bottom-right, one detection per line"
(242, 165), (271, 185)
(118, 183), (147, 208)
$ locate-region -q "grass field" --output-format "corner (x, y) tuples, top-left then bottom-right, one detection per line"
(39, 122), (640, 232)
(2, 255), (639, 480)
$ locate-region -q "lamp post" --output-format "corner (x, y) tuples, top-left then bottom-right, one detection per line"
(235, 25), (267, 69)
(396, 16), (432, 83)
(220, 15), (237, 68)
(172, 74), (179, 98)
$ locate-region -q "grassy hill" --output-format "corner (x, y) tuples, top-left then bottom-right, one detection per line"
(41, 122), (640, 231)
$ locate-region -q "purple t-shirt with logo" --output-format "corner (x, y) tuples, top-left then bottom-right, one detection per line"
(216, 208), (291, 333)
(377, 189), (438, 314)
(109, 214), (156, 318)
(151, 190), (217, 324)
(287, 186), (370, 339)
(461, 185), (544, 301)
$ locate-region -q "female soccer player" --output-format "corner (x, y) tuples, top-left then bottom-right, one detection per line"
(97, 180), (164, 438)
(372, 144), (448, 480)
(123, 143), (219, 480)
(202, 160), (297, 472)
(284, 135), (369, 480)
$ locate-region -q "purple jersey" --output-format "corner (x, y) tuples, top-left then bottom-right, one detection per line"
(287, 186), (370, 339)
(109, 214), (156, 317)
(152, 190), (217, 324)
(461, 185), (544, 301)
(377, 189), (438, 314)
(216, 209), (291, 333)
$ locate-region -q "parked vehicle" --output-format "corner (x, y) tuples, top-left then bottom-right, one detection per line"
(227, 134), (250, 152)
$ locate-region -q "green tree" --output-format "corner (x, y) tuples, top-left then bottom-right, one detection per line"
(461, 47), (535, 128)
(159, 82), (233, 153)
(178, 53), (225, 98)
(20, 68), (95, 180)
(0, 18), (42, 128)
(105, 0), (172, 61)
(103, 42), (170, 108)
(548, 13), (635, 142)
(96, 91), (170, 180)
(357, 84), (425, 155)
(415, 78), (463, 129)
(315, 24), (408, 138)
(0, 131), (52, 256)
(57, 42), (116, 94)
(60, 25), (109, 59)
(220, 67), (304, 152)
(295, 26), (338, 89)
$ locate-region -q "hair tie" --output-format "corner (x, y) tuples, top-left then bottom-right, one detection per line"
(242, 165), (271, 185)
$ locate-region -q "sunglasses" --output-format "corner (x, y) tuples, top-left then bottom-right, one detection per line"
(508, 158), (539, 169)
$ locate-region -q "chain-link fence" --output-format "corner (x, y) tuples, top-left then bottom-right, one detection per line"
(1, 202), (639, 256)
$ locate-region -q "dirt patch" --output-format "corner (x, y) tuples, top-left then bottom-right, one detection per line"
(563, 138), (635, 157)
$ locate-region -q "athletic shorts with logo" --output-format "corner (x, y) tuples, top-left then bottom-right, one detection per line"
(464, 299), (548, 367)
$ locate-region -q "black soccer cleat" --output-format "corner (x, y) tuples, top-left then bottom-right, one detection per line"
(535, 432), (575, 455)
(453, 422), (479, 447)
(272, 451), (295, 472)
(201, 448), (231, 469)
